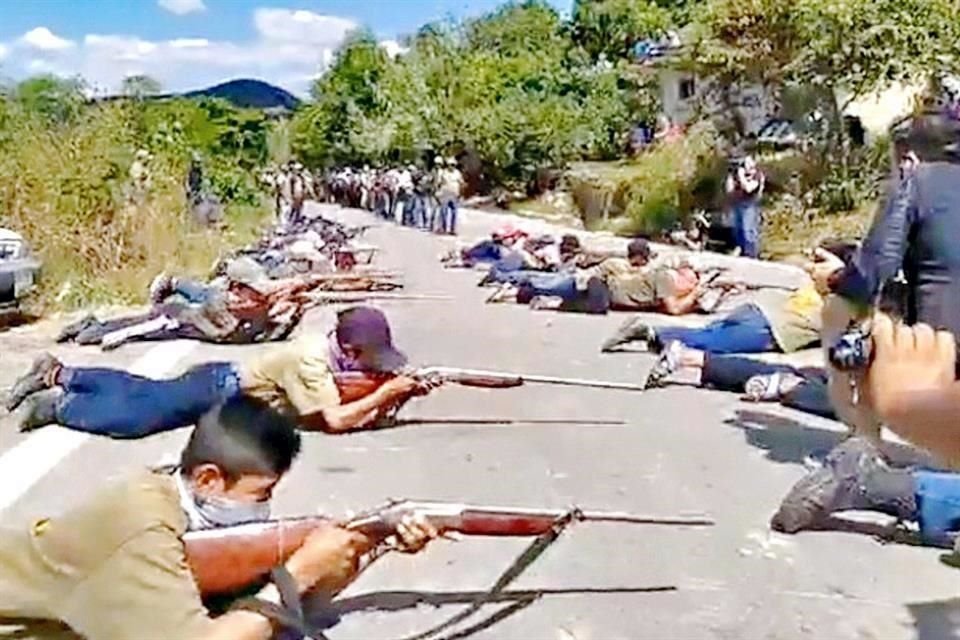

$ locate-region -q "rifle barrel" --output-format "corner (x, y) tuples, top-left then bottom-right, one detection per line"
(580, 511), (715, 526)
(437, 368), (647, 391)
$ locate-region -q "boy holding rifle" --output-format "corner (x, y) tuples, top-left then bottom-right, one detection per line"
(0, 395), (438, 640)
(8, 306), (436, 437)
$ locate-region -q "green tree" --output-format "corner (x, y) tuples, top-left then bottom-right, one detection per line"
(571, 0), (674, 61)
(14, 75), (85, 125)
(292, 1), (659, 189)
(689, 0), (960, 149)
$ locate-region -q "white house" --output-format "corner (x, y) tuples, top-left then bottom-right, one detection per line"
(654, 59), (927, 143)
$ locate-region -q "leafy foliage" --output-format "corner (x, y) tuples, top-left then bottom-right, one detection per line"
(0, 78), (271, 308)
(571, 0), (673, 61)
(293, 1), (660, 191)
(618, 121), (724, 233)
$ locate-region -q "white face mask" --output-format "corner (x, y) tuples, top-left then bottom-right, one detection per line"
(176, 472), (271, 531)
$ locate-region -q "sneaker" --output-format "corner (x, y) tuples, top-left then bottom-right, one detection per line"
(600, 316), (656, 353)
(743, 372), (805, 402)
(17, 388), (63, 432)
(6, 353), (61, 412)
(770, 437), (888, 534)
(644, 340), (683, 388)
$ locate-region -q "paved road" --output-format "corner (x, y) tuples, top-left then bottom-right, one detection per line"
(0, 202), (958, 639)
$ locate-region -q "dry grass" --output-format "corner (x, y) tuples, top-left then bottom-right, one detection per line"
(762, 198), (875, 260)
(0, 103), (268, 311)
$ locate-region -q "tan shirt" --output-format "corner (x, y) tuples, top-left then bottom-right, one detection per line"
(240, 333), (342, 416)
(0, 472), (212, 640)
(595, 258), (680, 309)
(752, 285), (824, 353)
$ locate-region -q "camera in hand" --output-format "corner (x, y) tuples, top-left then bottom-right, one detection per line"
(828, 327), (873, 372)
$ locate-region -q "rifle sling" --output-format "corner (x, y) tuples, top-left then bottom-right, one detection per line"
(230, 567), (329, 640)
(398, 509), (579, 640)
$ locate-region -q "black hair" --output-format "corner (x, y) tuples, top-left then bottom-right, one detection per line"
(818, 240), (858, 268)
(180, 395), (301, 481)
(626, 238), (651, 260)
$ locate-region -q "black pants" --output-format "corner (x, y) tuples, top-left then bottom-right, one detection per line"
(702, 355), (835, 420)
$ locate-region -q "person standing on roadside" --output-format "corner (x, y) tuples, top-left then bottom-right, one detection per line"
(725, 154), (765, 259)
(437, 158), (464, 235)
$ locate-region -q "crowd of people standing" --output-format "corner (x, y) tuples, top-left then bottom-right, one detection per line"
(319, 157), (464, 235)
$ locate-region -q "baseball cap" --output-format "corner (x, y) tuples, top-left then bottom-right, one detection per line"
(335, 306), (408, 372)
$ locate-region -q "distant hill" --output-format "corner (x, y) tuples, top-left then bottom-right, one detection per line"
(182, 79), (300, 111)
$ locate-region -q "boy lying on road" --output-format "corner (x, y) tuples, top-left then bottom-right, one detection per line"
(8, 307), (438, 438)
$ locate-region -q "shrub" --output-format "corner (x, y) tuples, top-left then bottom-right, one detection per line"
(0, 99), (269, 310)
(617, 120), (725, 235)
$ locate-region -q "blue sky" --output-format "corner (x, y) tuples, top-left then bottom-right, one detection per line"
(0, 0), (569, 95)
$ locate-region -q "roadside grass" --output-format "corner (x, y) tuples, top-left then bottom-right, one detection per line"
(762, 199), (874, 260)
(0, 103), (271, 312)
(24, 199), (269, 312)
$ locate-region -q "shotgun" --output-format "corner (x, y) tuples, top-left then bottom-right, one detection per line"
(184, 499), (714, 597)
(335, 367), (648, 403)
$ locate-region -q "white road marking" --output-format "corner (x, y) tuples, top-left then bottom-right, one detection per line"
(0, 340), (198, 512)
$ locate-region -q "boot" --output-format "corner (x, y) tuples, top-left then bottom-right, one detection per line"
(18, 389), (63, 432)
(600, 317), (657, 352)
(6, 353), (61, 412)
(771, 437), (915, 534)
(56, 314), (98, 343)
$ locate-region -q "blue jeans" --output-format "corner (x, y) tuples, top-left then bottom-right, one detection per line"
(702, 355), (799, 391)
(915, 471), (960, 546)
(517, 274), (577, 299)
(487, 266), (553, 285)
(440, 198), (458, 234)
(463, 240), (504, 264)
(701, 355), (835, 418)
(656, 304), (776, 353)
(55, 363), (239, 438)
(412, 195), (430, 229)
(733, 200), (761, 259)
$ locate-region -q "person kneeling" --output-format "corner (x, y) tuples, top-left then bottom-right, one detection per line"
(771, 436), (960, 549)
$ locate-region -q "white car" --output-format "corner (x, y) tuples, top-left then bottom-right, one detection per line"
(0, 228), (41, 311)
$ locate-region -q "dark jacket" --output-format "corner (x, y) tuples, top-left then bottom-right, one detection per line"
(833, 163), (960, 337)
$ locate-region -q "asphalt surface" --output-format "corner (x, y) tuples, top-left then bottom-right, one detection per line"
(1, 202), (958, 640)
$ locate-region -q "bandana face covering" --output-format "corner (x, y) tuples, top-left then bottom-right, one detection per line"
(328, 332), (362, 373)
(175, 472), (271, 531)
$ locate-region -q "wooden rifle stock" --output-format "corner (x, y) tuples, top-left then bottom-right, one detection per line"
(185, 517), (329, 597)
(333, 371), (523, 404)
(183, 500), (714, 598)
(333, 367), (645, 404)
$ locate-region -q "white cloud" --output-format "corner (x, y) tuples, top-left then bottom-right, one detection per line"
(26, 59), (55, 73)
(158, 0), (206, 16)
(254, 9), (356, 46)
(379, 40), (408, 59)
(1, 8), (360, 96)
(0, 44), (8, 61)
(20, 27), (74, 51)
(169, 38), (210, 49)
